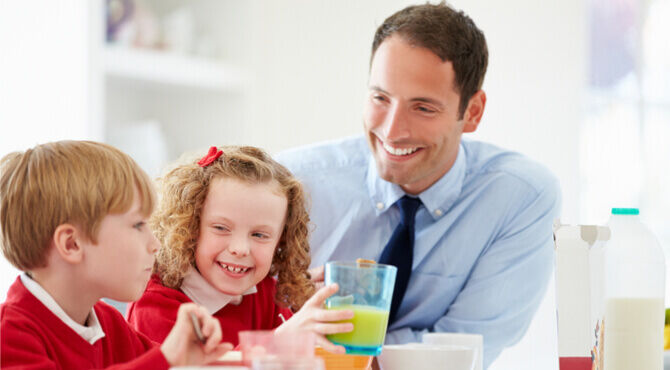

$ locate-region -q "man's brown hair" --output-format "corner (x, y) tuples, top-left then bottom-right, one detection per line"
(0, 141), (155, 271)
(372, 1), (488, 117)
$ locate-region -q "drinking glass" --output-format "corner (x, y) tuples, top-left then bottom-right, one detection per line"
(324, 261), (397, 356)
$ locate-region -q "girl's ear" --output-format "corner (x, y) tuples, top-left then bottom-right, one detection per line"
(52, 224), (85, 264)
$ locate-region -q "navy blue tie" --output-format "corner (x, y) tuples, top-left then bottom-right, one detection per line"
(379, 195), (422, 324)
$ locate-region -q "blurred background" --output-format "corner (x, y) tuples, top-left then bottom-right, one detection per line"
(0, 0), (668, 368)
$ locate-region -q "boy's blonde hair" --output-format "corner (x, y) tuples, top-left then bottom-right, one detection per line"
(153, 146), (314, 311)
(0, 141), (155, 271)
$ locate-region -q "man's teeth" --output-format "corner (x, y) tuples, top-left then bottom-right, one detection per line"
(382, 142), (419, 156)
(219, 263), (250, 273)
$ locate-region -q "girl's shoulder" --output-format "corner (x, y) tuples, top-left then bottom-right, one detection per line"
(140, 274), (191, 304)
(256, 275), (280, 292)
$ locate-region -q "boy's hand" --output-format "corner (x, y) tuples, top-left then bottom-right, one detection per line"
(275, 283), (354, 354)
(161, 303), (233, 366)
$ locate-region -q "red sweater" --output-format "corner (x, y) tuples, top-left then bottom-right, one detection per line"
(127, 275), (292, 346)
(0, 277), (169, 369)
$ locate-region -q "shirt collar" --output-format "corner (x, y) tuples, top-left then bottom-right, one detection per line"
(20, 273), (105, 344)
(366, 143), (467, 220)
(180, 267), (257, 315)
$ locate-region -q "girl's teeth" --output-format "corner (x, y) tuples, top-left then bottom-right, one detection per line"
(220, 263), (249, 273)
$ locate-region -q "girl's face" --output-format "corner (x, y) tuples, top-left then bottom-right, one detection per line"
(194, 177), (288, 295)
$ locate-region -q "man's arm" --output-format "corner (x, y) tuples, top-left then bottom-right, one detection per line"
(385, 180), (560, 368)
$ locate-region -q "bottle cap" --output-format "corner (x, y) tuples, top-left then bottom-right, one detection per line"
(611, 208), (639, 215)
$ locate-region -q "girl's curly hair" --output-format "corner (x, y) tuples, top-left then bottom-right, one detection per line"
(152, 146), (315, 311)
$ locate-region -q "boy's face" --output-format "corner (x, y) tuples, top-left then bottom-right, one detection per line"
(82, 189), (159, 302)
(363, 35), (473, 195)
(195, 177), (287, 296)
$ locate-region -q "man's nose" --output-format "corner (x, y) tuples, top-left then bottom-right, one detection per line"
(382, 103), (410, 141)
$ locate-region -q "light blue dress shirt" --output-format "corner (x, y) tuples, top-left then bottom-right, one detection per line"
(276, 136), (561, 368)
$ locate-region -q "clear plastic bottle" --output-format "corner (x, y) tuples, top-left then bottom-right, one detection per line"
(603, 208), (665, 370)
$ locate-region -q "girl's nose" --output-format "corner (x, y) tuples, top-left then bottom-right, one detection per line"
(228, 236), (250, 257)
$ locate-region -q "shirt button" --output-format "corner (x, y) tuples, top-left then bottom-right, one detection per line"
(434, 209), (443, 217)
(376, 202), (384, 210)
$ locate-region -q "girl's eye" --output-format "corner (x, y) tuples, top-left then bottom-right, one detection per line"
(213, 225), (229, 232)
(252, 232), (269, 239)
(133, 221), (145, 230)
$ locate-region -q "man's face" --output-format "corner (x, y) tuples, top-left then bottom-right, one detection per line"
(363, 35), (478, 194)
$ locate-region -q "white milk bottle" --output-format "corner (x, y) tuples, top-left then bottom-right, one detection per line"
(603, 208), (665, 370)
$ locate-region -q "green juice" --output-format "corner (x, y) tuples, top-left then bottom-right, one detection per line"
(326, 304), (390, 355)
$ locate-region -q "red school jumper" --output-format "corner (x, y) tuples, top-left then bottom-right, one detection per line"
(0, 277), (169, 370)
(127, 275), (293, 346)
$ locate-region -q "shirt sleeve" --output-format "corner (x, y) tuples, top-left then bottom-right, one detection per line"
(0, 307), (170, 370)
(386, 177), (561, 368)
(102, 347), (170, 370)
(0, 310), (59, 369)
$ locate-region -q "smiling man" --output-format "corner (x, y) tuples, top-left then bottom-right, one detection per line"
(277, 2), (560, 367)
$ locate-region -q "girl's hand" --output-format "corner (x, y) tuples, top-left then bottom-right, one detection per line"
(161, 303), (233, 366)
(308, 265), (325, 289)
(275, 283), (354, 354)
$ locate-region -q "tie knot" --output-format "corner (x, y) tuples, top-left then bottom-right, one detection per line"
(397, 196), (422, 226)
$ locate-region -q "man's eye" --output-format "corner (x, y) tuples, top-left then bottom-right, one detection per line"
(417, 106), (436, 113)
(372, 95), (387, 102)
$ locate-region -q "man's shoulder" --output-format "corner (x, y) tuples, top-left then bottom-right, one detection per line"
(275, 135), (369, 175)
(463, 139), (559, 196)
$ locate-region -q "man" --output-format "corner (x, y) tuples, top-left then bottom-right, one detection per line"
(276, 2), (560, 367)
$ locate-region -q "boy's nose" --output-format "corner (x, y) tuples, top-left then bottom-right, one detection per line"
(148, 233), (160, 254)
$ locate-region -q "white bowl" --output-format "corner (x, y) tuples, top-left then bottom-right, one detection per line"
(378, 343), (475, 370)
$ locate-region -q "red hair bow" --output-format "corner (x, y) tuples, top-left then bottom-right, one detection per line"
(197, 146), (223, 167)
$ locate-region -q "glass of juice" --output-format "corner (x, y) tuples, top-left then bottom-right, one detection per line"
(324, 261), (397, 356)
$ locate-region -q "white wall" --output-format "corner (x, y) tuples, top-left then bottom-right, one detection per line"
(232, 2), (585, 368)
(232, 0), (585, 224)
(0, 1), (585, 367)
(0, 0), (99, 300)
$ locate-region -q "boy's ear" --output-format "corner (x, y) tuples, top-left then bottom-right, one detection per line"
(52, 224), (85, 264)
(462, 90), (487, 133)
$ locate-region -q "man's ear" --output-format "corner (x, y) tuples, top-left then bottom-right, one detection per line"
(462, 90), (487, 133)
(52, 224), (85, 264)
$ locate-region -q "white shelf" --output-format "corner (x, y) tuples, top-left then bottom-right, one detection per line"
(103, 45), (245, 92)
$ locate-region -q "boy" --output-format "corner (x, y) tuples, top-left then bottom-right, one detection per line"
(0, 141), (232, 369)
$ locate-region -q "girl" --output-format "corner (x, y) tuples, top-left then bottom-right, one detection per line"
(127, 146), (353, 353)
